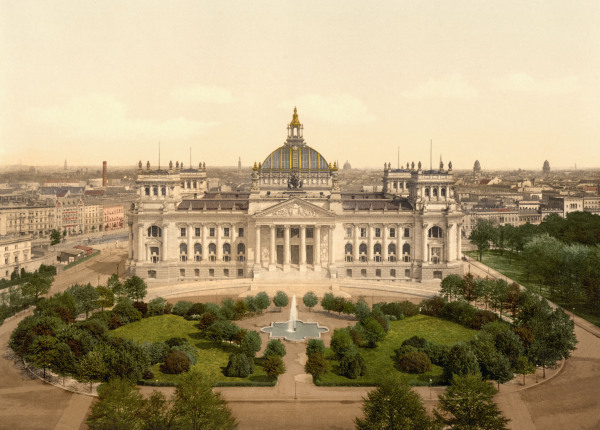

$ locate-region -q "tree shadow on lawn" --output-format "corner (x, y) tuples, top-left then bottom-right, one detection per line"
(194, 340), (239, 354)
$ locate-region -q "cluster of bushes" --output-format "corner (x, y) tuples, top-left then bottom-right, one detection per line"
(420, 295), (499, 330)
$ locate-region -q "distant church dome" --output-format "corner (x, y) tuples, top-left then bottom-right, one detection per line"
(343, 160), (352, 170)
(543, 160), (550, 173)
(473, 160), (482, 173)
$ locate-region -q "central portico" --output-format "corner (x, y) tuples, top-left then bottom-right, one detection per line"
(252, 197), (336, 278)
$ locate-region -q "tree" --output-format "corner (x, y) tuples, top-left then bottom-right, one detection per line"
(76, 351), (108, 391)
(461, 273), (478, 302)
(52, 342), (76, 384)
(303, 291), (318, 311)
(469, 219), (496, 262)
(330, 328), (353, 360)
(96, 286), (114, 311)
(30, 335), (59, 378)
(360, 317), (386, 347)
(87, 378), (144, 430)
(435, 373), (509, 430)
(354, 300), (371, 321)
(490, 279), (510, 320)
(67, 283), (99, 319)
(206, 320), (239, 344)
(305, 351), (329, 379)
(170, 370), (237, 430)
(356, 377), (436, 430)
(306, 339), (325, 356)
(138, 390), (176, 430)
(123, 276), (147, 301)
(321, 292), (335, 313)
(443, 343), (480, 382)
(255, 292), (270, 313)
(224, 352), (254, 377)
(514, 356), (536, 386)
(107, 273), (125, 297)
(160, 350), (191, 374)
(441, 274), (464, 302)
(21, 272), (53, 303)
(50, 229), (61, 245)
(262, 354), (286, 378)
(240, 330), (261, 358)
(147, 297), (167, 316)
(263, 339), (286, 357)
(273, 290), (289, 311)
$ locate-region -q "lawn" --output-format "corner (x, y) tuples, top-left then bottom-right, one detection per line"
(112, 314), (271, 384)
(317, 314), (477, 386)
(466, 250), (600, 327)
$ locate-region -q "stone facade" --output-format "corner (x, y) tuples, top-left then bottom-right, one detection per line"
(127, 109), (463, 283)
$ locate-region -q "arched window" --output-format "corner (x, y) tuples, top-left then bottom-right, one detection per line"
(402, 243), (411, 262)
(223, 243), (231, 261)
(428, 226), (443, 238)
(345, 243), (353, 262)
(374, 243), (382, 262)
(148, 225), (162, 237)
(179, 243), (187, 262)
(237, 243), (246, 261)
(359, 243), (367, 262)
(150, 246), (159, 263)
(441, 187), (447, 197)
(194, 243), (202, 262)
(208, 243), (216, 261)
(433, 187), (438, 197)
(388, 243), (396, 261)
(425, 188), (430, 197)
(145, 187), (150, 196)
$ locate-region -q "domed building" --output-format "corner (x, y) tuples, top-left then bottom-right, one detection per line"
(127, 108), (463, 284)
(343, 160), (352, 171)
(543, 160), (551, 174)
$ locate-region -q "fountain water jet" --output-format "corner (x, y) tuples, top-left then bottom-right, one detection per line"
(262, 293), (328, 341)
(288, 294), (298, 332)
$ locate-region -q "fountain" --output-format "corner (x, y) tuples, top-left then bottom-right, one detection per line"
(262, 294), (328, 341)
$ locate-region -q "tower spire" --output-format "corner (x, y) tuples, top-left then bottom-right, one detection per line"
(289, 106), (302, 127)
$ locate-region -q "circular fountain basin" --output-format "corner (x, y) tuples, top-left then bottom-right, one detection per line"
(261, 320), (329, 342)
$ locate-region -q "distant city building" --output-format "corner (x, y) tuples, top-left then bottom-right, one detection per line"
(238, 157), (242, 172)
(127, 108), (464, 284)
(104, 204), (124, 231)
(343, 160), (352, 170)
(0, 236), (37, 279)
(543, 160), (551, 174)
(473, 160), (482, 175)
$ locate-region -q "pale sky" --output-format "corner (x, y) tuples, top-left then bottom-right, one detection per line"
(1, 1), (599, 170)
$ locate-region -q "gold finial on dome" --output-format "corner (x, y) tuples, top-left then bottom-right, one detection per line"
(289, 106), (302, 127)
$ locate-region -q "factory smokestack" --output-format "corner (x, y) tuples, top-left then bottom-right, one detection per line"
(102, 161), (107, 187)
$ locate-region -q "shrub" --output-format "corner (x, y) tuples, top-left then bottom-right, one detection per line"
(420, 296), (446, 317)
(108, 314), (123, 330)
(147, 297), (167, 316)
(76, 319), (109, 340)
(421, 342), (450, 366)
(360, 317), (387, 347)
(402, 335), (428, 349)
(143, 369), (154, 379)
(172, 343), (198, 366)
(263, 339), (286, 358)
(262, 354), (285, 378)
(394, 344), (417, 361)
(224, 353), (255, 377)
(142, 341), (169, 365)
(348, 327), (363, 345)
(397, 351), (432, 373)
(240, 331), (261, 358)
(471, 309), (499, 330)
(112, 299), (142, 324)
(234, 300), (249, 318)
(330, 328), (353, 360)
(306, 339), (325, 356)
(305, 351), (329, 378)
(132, 301), (148, 317)
(160, 350), (191, 374)
(219, 298), (236, 320)
(339, 350), (367, 379)
(442, 343), (480, 382)
(197, 312), (219, 332)
(441, 300), (478, 327)
(186, 302), (207, 319)
(171, 300), (193, 316)
(375, 302), (404, 320)
(165, 337), (188, 348)
(397, 300), (419, 317)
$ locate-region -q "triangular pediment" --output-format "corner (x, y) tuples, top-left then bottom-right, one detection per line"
(254, 197), (335, 219)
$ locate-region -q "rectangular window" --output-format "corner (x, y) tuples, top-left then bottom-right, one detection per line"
(390, 228), (396, 238)
(209, 227), (215, 237)
(224, 227), (230, 237)
(148, 270), (156, 279)
(291, 228), (299, 238)
(194, 268), (199, 277)
(346, 269), (352, 277)
(375, 228), (381, 238)
(180, 227), (186, 237)
(433, 270), (443, 279)
(390, 269), (396, 277)
(405, 268), (411, 277)
(209, 268), (215, 277)
(277, 228), (284, 238)
(237, 268), (244, 277)
(360, 228), (367, 238)
(145, 187), (150, 196)
(224, 269), (229, 277)
(179, 269), (185, 277)
(361, 269), (367, 278)
(375, 269), (381, 277)
(238, 228), (244, 238)
(195, 228), (201, 237)
(404, 228), (410, 238)
(153, 186), (158, 196)
(306, 228), (314, 238)
(161, 186), (166, 196)
(346, 227), (352, 238)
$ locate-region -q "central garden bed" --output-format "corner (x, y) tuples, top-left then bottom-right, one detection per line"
(316, 314), (477, 386)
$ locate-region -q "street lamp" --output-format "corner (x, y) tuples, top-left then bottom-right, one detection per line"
(429, 378), (432, 399)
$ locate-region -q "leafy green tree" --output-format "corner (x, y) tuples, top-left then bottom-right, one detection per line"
(206, 320), (239, 344)
(356, 377), (436, 430)
(360, 317), (386, 347)
(461, 273), (478, 302)
(87, 378), (144, 430)
(262, 354), (286, 378)
(263, 339), (286, 357)
(95, 286), (114, 311)
(469, 219), (496, 262)
(303, 291), (318, 311)
(490, 279), (510, 320)
(321, 292), (335, 313)
(255, 291), (270, 313)
(354, 300), (371, 321)
(124, 276), (147, 301)
(240, 330), (261, 358)
(333, 296), (346, 314)
(50, 229), (62, 245)
(273, 290), (289, 311)
(441, 274), (464, 302)
(76, 351), (108, 391)
(225, 352), (255, 377)
(339, 345), (367, 379)
(435, 373), (509, 429)
(218, 298), (236, 320)
(107, 273), (125, 297)
(171, 371), (236, 430)
(161, 350), (191, 374)
(30, 335), (59, 378)
(305, 351), (329, 379)
(443, 343), (480, 382)
(147, 297), (167, 316)
(138, 391), (176, 430)
(21, 272), (53, 303)
(514, 356), (536, 386)
(306, 339), (325, 356)
(330, 328), (353, 360)
(67, 283), (99, 319)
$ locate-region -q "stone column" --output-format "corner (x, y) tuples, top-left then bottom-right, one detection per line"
(269, 225), (276, 269)
(396, 224), (401, 262)
(300, 225), (306, 270)
(314, 225), (321, 269)
(328, 225), (335, 265)
(447, 223), (454, 262)
(367, 225), (373, 262)
(137, 225), (144, 261)
(187, 224), (192, 263)
(422, 223), (428, 263)
(283, 225), (290, 270)
(457, 224), (463, 260)
(216, 224), (222, 261)
(353, 224), (359, 262)
(162, 223), (168, 262)
(128, 223), (134, 259)
(382, 225), (388, 262)
(254, 225), (261, 265)
(202, 224), (208, 261)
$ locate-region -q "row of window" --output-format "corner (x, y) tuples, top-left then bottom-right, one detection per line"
(147, 268), (245, 279)
(147, 226), (245, 239)
(345, 226), (407, 239)
(345, 268), (442, 279)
